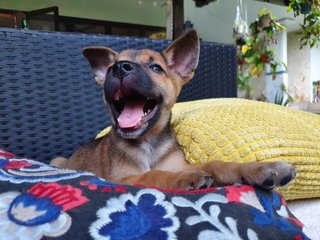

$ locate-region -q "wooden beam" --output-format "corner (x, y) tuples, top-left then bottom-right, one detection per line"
(172, 0), (184, 39)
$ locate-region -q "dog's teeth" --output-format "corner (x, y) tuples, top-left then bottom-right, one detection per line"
(143, 109), (151, 116)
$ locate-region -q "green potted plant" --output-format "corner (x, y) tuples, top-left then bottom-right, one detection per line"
(236, 8), (286, 98)
(287, 0), (320, 48)
(274, 84), (293, 106)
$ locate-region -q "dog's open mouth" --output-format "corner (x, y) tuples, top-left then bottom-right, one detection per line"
(112, 88), (159, 131)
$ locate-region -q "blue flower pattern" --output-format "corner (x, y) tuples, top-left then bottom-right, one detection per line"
(90, 189), (179, 240)
(99, 194), (172, 240)
(0, 151), (310, 240)
(251, 191), (310, 240)
(8, 194), (61, 226)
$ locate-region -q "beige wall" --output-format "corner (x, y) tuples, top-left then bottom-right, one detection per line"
(287, 32), (312, 101)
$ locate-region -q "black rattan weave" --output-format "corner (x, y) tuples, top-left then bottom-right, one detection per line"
(0, 28), (236, 163)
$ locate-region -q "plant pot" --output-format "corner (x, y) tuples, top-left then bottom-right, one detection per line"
(301, 4), (312, 14)
(283, 0), (290, 6)
(259, 15), (272, 29)
(237, 88), (251, 99)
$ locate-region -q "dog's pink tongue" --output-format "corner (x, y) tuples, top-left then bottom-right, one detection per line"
(117, 100), (145, 129)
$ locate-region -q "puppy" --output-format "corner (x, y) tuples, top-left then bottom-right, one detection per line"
(51, 30), (296, 190)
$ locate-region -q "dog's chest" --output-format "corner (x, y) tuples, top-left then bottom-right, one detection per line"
(123, 138), (175, 172)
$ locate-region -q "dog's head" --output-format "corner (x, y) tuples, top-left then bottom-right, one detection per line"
(83, 29), (200, 139)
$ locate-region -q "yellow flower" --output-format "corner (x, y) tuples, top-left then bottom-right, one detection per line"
(251, 67), (261, 76)
(242, 45), (251, 54)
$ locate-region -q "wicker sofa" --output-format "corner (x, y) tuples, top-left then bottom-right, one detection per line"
(0, 28), (237, 163)
(0, 28), (309, 240)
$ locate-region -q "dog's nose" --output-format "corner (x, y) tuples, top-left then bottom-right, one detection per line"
(112, 61), (134, 79)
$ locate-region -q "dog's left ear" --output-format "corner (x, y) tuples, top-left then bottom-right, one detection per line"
(83, 47), (118, 87)
(162, 29), (200, 83)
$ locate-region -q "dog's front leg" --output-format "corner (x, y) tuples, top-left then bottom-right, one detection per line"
(116, 169), (214, 190)
(196, 160), (296, 190)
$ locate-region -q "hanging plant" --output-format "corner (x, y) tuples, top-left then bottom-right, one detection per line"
(287, 0), (320, 48)
(236, 8), (286, 98)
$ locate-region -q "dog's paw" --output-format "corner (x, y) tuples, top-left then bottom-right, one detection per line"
(50, 156), (68, 167)
(243, 162), (296, 190)
(175, 170), (214, 190)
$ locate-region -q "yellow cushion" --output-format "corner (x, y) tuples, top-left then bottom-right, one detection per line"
(96, 127), (111, 139)
(97, 98), (320, 200)
(172, 98), (320, 200)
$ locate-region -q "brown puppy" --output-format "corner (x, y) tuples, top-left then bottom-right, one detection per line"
(51, 30), (296, 190)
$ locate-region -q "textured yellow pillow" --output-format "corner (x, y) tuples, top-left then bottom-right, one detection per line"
(172, 98), (320, 200)
(97, 98), (320, 200)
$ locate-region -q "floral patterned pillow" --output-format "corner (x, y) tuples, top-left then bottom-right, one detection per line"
(0, 149), (310, 240)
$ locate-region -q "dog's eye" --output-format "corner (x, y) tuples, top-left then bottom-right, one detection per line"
(149, 64), (163, 73)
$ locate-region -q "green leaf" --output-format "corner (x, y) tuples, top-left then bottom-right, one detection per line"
(259, 7), (267, 17)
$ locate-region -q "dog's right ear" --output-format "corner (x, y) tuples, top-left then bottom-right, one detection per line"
(162, 29), (200, 84)
(83, 47), (118, 87)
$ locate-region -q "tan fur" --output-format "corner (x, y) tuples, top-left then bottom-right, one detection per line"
(51, 30), (296, 190)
